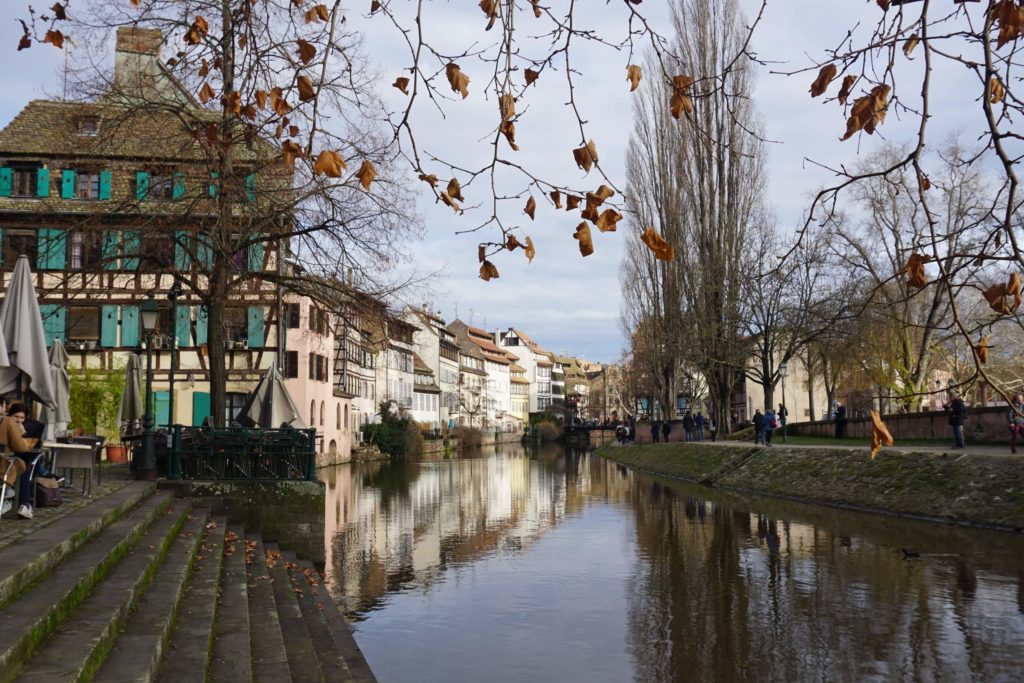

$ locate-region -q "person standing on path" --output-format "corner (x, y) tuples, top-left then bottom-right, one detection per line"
(945, 393), (968, 450)
(650, 420), (660, 444)
(682, 411), (695, 442)
(1008, 395), (1024, 454)
(753, 409), (765, 445)
(763, 408), (777, 446)
(835, 402), (847, 439)
(661, 419), (671, 443)
(695, 412), (706, 441)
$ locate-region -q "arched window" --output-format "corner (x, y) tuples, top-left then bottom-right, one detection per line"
(319, 400), (325, 426)
(337, 404), (342, 430)
(310, 400), (315, 426)
(344, 405), (349, 431)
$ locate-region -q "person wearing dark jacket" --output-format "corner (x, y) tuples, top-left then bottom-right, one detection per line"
(752, 409), (765, 445)
(1008, 395), (1024, 454)
(682, 412), (695, 442)
(835, 403), (847, 439)
(945, 393), (967, 449)
(661, 420), (671, 442)
(650, 420), (660, 444)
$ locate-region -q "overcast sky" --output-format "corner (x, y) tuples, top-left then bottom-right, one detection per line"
(0, 1), (986, 363)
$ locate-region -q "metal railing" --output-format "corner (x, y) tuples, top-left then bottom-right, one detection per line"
(168, 425), (319, 481)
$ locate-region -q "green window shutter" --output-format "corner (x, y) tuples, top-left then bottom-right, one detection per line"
(155, 391), (171, 427)
(37, 228), (67, 270)
(37, 168), (50, 197)
(121, 306), (140, 347)
(0, 168), (11, 197)
(195, 306), (208, 345)
(192, 392), (211, 426)
(101, 231), (120, 270)
(61, 170), (76, 199)
(247, 235), (265, 272)
(175, 306), (191, 347)
(247, 306), (265, 347)
(100, 305), (119, 347)
(135, 171), (149, 201)
(98, 170), (112, 200)
(122, 230), (140, 270)
(208, 172), (219, 198)
(244, 173), (256, 202)
(175, 230), (192, 271)
(172, 172), (186, 200)
(40, 304), (66, 347)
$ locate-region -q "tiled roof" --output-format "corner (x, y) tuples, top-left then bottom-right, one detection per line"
(413, 352), (434, 375)
(509, 327), (549, 356)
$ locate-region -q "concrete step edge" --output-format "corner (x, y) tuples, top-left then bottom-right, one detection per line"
(264, 542), (326, 683)
(297, 560), (378, 683)
(0, 482), (158, 608)
(0, 490), (174, 677)
(282, 551), (354, 682)
(208, 524), (254, 683)
(91, 509), (215, 683)
(152, 515), (227, 683)
(247, 534), (291, 683)
(10, 502), (198, 683)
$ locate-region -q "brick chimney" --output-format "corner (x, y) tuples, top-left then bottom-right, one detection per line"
(113, 27), (164, 93)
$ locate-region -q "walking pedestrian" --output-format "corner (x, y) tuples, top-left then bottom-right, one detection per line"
(763, 408), (777, 446)
(835, 402), (847, 439)
(662, 419), (671, 443)
(650, 420), (660, 444)
(682, 411), (694, 442)
(753, 409), (765, 445)
(708, 416), (717, 442)
(1008, 395), (1024, 454)
(695, 412), (705, 441)
(945, 392), (967, 450)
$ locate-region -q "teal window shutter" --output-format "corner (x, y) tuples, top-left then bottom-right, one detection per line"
(175, 306), (191, 347)
(175, 230), (192, 271)
(121, 306), (140, 347)
(195, 306), (208, 345)
(155, 391), (171, 427)
(244, 173), (256, 201)
(208, 172), (219, 198)
(61, 170), (76, 199)
(247, 306), (264, 347)
(100, 305), (118, 347)
(0, 168), (11, 197)
(98, 170), (112, 200)
(247, 235), (265, 272)
(135, 171), (149, 201)
(40, 304), (66, 347)
(37, 228), (67, 270)
(101, 231), (120, 270)
(37, 168), (50, 197)
(122, 230), (140, 270)
(172, 172), (186, 200)
(192, 392), (211, 426)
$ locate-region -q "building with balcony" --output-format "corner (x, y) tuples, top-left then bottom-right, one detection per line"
(406, 305), (460, 429)
(498, 327), (553, 412)
(411, 353), (441, 431)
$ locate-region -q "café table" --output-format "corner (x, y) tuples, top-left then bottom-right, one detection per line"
(42, 441), (96, 496)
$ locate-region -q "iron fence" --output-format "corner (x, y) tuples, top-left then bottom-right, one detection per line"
(168, 425), (319, 481)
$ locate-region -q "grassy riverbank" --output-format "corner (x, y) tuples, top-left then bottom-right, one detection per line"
(596, 443), (1024, 531)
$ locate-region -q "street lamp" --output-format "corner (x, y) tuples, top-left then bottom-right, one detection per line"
(136, 297), (160, 480)
(779, 361), (789, 443)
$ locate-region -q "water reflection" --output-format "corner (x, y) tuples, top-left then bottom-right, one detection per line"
(321, 444), (1024, 682)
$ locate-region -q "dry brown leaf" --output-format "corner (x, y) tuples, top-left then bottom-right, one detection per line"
(581, 204), (599, 223)
(990, 76), (1006, 104)
(478, 245), (486, 262)
(297, 39), (316, 65)
(809, 63), (837, 97)
(977, 336), (990, 364)
(550, 190), (562, 209)
(919, 173), (931, 191)
(837, 75), (857, 105)
(572, 139), (599, 173)
(314, 150), (346, 177)
(574, 222), (594, 257)
(903, 253), (930, 289)
(626, 64), (642, 92)
(43, 29), (65, 49)
(640, 226), (674, 261)
(270, 87), (292, 116)
(304, 4), (329, 22)
(593, 184), (614, 201)
(297, 75), (316, 102)
(355, 159), (377, 190)
(479, 0), (497, 30)
(255, 89), (267, 109)
(499, 94), (515, 123)
(841, 84), (890, 140)
(995, 0), (1024, 49)
(185, 16), (208, 45)
(670, 92), (693, 119)
(499, 121), (519, 151)
(288, 125), (300, 137)
(371, 0), (381, 12)
(869, 410), (893, 459)
(418, 173), (438, 187)
(439, 191), (461, 212)
(446, 63), (470, 99)
(524, 196), (536, 220)
(281, 140), (304, 169)
(566, 195), (581, 211)
(1009, 272), (1022, 311)
(17, 33), (31, 51)
(198, 82), (216, 104)
(225, 91), (242, 115)
(393, 77), (410, 94)
(903, 33), (919, 57)
(525, 69), (539, 86)
(50, 3), (67, 20)
(479, 260), (499, 281)
(984, 282), (1011, 314)
(447, 178), (464, 202)
(524, 237), (536, 262)
(877, 0), (890, 10)
(241, 104), (257, 119)
(505, 235), (522, 251)
(596, 208), (622, 233)
(531, 0), (542, 18)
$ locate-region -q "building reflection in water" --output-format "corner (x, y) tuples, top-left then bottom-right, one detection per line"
(320, 445), (1024, 682)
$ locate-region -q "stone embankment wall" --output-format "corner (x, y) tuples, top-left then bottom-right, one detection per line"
(597, 443), (1024, 531)
(788, 406), (1013, 443)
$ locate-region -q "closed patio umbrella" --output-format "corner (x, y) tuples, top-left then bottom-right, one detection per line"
(239, 365), (305, 428)
(41, 338), (72, 441)
(0, 255), (55, 408)
(117, 353), (144, 436)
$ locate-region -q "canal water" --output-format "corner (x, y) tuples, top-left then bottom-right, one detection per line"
(318, 442), (1024, 682)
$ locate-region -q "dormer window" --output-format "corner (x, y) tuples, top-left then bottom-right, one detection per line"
(77, 117), (100, 136)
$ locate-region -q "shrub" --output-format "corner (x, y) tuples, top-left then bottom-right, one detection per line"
(452, 426), (482, 449)
(537, 421), (562, 442)
(359, 400), (422, 457)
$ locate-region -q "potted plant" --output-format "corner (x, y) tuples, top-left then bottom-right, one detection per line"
(69, 367), (126, 461)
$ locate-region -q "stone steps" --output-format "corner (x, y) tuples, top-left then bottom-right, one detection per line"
(0, 484), (374, 682)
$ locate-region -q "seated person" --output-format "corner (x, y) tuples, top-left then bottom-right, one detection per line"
(0, 403), (45, 520)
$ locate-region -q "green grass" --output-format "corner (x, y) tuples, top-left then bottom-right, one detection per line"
(778, 435), (952, 447)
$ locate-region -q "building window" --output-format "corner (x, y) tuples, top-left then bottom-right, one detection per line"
(336, 404), (342, 430)
(344, 405), (349, 430)
(285, 302), (301, 329)
(226, 392), (247, 425)
(75, 172), (102, 199)
(223, 307), (247, 344)
(320, 401), (325, 426)
(67, 306), (100, 341)
(69, 231), (103, 270)
(309, 306), (329, 336)
(1, 229), (38, 268)
(77, 117), (100, 136)
(140, 232), (175, 268)
(310, 400), (315, 427)
(283, 350), (299, 378)
(10, 164), (40, 197)
(147, 174), (175, 201)
(308, 353), (329, 382)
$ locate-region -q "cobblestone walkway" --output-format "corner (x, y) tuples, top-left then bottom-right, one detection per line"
(0, 464), (133, 551)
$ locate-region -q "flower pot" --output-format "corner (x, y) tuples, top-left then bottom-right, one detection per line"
(105, 444), (128, 463)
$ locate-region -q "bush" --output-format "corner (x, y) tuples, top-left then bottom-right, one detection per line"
(360, 401), (422, 457)
(452, 426), (482, 449)
(536, 421), (562, 442)
(68, 368), (124, 441)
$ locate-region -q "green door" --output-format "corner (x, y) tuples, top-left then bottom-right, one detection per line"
(155, 391), (171, 427)
(192, 392), (211, 426)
